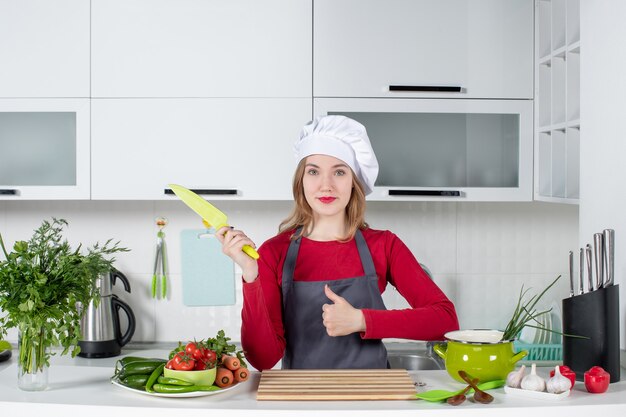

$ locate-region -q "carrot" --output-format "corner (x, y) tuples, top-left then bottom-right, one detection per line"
(221, 354), (240, 371)
(215, 366), (234, 388)
(233, 367), (249, 383)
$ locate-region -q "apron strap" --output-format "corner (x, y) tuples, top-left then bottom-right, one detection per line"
(281, 227), (302, 291)
(354, 229), (377, 278)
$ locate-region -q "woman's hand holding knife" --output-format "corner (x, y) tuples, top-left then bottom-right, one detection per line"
(215, 226), (259, 283)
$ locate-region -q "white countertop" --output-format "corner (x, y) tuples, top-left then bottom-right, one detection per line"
(1, 347), (626, 417)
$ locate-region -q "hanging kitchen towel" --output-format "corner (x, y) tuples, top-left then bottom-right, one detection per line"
(181, 229), (235, 306)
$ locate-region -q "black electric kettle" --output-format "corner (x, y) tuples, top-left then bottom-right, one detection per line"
(78, 269), (136, 358)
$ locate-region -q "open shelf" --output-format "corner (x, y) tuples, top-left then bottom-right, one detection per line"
(534, 0), (580, 204)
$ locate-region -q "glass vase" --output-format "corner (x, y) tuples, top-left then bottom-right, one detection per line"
(17, 325), (49, 391)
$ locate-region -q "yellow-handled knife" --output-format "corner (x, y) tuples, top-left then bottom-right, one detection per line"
(168, 184), (260, 260)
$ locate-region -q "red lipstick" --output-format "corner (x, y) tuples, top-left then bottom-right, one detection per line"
(319, 197), (336, 204)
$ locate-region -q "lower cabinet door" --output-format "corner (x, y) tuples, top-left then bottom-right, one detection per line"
(91, 98), (312, 200)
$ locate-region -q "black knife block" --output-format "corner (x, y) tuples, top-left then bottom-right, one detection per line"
(562, 284), (620, 383)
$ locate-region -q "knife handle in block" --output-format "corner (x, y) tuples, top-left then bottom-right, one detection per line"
(593, 233), (604, 290)
(603, 229), (614, 287)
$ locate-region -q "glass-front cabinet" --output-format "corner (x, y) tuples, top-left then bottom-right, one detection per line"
(314, 98), (533, 201)
(0, 99), (90, 199)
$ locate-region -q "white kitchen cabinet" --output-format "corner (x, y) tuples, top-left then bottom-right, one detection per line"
(0, 99), (90, 199)
(314, 0), (533, 99)
(0, 0), (89, 98)
(534, 0), (580, 203)
(315, 98), (533, 201)
(91, 0), (311, 98)
(91, 99), (311, 200)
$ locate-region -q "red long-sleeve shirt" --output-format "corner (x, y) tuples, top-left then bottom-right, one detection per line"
(241, 228), (459, 371)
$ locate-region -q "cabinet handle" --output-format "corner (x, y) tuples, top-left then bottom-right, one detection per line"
(164, 188), (238, 196)
(389, 85), (462, 93)
(388, 190), (461, 197)
(0, 189), (18, 195)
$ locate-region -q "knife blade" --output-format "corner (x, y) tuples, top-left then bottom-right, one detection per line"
(585, 244), (593, 292)
(593, 233), (604, 291)
(578, 248), (585, 295)
(568, 250), (574, 297)
(603, 229), (615, 287)
(168, 184), (260, 260)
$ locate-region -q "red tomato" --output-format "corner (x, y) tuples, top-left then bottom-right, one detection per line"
(185, 342), (199, 357)
(203, 349), (217, 364)
(192, 348), (217, 369)
(173, 351), (195, 371)
(165, 359), (175, 370)
(549, 365), (576, 389)
(584, 366), (610, 394)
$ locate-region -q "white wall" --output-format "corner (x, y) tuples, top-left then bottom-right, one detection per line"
(580, 0), (626, 349)
(0, 201), (578, 345)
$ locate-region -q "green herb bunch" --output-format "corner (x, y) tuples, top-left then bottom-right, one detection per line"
(0, 218), (128, 374)
(501, 275), (561, 341)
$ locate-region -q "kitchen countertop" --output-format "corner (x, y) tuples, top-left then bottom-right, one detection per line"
(1, 346), (626, 417)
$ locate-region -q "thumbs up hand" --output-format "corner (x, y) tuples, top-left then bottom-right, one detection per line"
(321, 285), (366, 337)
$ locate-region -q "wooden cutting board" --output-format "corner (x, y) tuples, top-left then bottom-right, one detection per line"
(256, 369), (417, 401)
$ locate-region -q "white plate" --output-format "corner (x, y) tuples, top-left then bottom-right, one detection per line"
(504, 385), (570, 401)
(545, 312), (553, 344)
(111, 378), (242, 398)
(519, 324), (537, 344)
(532, 315), (544, 344)
(537, 314), (549, 344)
(550, 301), (562, 344)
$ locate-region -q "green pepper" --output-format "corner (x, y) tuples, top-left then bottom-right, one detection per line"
(145, 363), (165, 393)
(116, 360), (166, 379)
(120, 374), (149, 390)
(157, 376), (193, 386)
(152, 383), (221, 394)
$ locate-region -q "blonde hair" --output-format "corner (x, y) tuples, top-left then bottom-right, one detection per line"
(278, 159), (368, 241)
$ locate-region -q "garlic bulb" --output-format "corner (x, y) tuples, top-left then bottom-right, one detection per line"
(547, 365), (571, 394)
(521, 363), (546, 392)
(506, 365), (526, 388)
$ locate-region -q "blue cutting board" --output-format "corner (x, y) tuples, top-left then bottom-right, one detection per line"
(181, 229), (235, 306)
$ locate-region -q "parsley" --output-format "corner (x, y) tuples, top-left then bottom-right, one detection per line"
(0, 218), (128, 374)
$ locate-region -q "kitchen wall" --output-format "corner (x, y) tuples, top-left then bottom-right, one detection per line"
(580, 0), (626, 349)
(0, 200), (577, 344)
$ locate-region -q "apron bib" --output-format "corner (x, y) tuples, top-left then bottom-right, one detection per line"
(281, 229), (388, 369)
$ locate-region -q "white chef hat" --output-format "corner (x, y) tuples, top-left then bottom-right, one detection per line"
(294, 115), (379, 195)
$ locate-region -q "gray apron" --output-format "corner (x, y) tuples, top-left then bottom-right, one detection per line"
(281, 228), (388, 369)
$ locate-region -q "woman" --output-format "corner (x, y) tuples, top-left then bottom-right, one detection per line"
(216, 115), (459, 370)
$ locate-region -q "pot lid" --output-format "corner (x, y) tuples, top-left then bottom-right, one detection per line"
(444, 329), (506, 344)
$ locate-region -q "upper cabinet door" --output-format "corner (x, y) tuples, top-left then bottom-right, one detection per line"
(314, 0), (533, 99)
(0, 0), (90, 97)
(0, 99), (90, 199)
(92, 0), (312, 98)
(91, 98), (311, 200)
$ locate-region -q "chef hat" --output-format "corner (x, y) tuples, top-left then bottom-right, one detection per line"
(294, 115), (379, 195)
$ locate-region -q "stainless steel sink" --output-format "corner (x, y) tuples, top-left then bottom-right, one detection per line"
(387, 353), (443, 370)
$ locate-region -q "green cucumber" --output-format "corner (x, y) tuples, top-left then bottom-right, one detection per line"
(120, 374), (149, 390)
(116, 360), (166, 379)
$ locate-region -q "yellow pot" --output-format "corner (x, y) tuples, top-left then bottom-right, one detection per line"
(434, 330), (528, 383)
